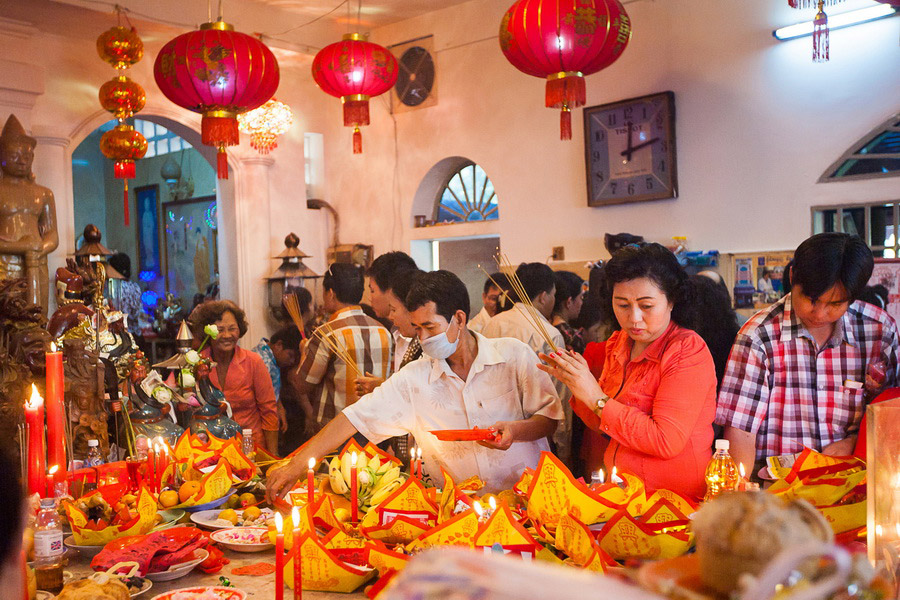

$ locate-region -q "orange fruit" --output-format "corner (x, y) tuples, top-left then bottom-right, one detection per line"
(159, 490), (179, 508)
(239, 492), (256, 507)
(242, 506), (262, 521)
(179, 481), (203, 504)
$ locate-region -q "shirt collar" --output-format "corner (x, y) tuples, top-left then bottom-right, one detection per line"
(609, 321), (678, 365)
(780, 293), (855, 348)
(328, 305), (362, 321)
(427, 331), (504, 384)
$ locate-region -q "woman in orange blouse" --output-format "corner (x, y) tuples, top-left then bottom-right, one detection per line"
(191, 300), (279, 453)
(539, 244), (716, 499)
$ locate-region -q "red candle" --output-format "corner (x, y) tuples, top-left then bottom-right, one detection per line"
(307, 458), (316, 507)
(147, 443), (157, 493)
(25, 385), (46, 498)
(350, 452), (358, 523)
(274, 512), (285, 600)
(20, 550), (28, 600)
(416, 447), (423, 480)
(292, 506), (302, 600)
(411, 446), (418, 480)
(45, 344), (66, 492)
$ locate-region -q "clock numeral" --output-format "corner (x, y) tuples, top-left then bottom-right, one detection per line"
(592, 150), (601, 161)
(627, 182), (635, 195)
(610, 182), (618, 194)
(659, 160), (666, 173)
(655, 114), (665, 128)
(623, 106), (633, 119)
(642, 106), (648, 119)
(607, 113), (617, 126)
(595, 171), (605, 182)
(645, 177), (654, 190)
(594, 129), (605, 142)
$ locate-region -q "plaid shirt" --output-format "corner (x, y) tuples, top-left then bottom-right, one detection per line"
(298, 306), (393, 425)
(716, 293), (899, 466)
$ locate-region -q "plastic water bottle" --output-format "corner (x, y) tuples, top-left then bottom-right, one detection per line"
(241, 429), (255, 460)
(704, 439), (739, 502)
(34, 498), (64, 594)
(85, 439), (104, 467)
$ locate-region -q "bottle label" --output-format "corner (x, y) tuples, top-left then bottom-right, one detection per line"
(34, 530), (64, 556)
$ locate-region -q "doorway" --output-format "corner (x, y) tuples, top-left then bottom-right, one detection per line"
(412, 235), (500, 315)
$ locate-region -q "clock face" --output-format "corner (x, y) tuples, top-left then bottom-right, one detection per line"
(584, 91), (677, 206)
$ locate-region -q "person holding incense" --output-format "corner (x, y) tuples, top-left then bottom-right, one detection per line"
(538, 243), (716, 500)
(267, 270), (563, 501)
(191, 300), (279, 453)
(293, 263), (393, 436)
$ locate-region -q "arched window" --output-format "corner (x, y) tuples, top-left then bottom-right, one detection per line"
(435, 162), (499, 223)
(820, 112), (900, 182)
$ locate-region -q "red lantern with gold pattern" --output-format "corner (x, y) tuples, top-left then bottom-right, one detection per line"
(100, 124), (148, 225)
(153, 20), (280, 178)
(99, 76), (146, 120)
(499, 0), (632, 140)
(312, 33), (398, 154)
(97, 26), (144, 70)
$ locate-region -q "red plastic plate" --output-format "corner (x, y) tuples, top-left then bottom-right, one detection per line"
(429, 427), (499, 442)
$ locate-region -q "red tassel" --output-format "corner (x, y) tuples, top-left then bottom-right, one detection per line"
(123, 179), (130, 226)
(352, 127), (362, 154)
(813, 3), (829, 62)
(343, 99), (370, 127)
(217, 148), (229, 179)
(560, 109), (572, 141)
(202, 115), (240, 147)
(114, 160), (135, 179)
(546, 74), (586, 109)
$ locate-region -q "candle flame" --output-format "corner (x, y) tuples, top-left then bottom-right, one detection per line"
(308, 457), (316, 469)
(473, 501), (483, 517)
(27, 384), (43, 409)
(351, 451), (357, 466)
(739, 463), (746, 478)
(50, 341), (57, 352)
(292, 506), (300, 530)
(488, 496), (497, 510)
(48, 465), (59, 476)
(416, 447), (422, 459)
(274, 511), (283, 533)
(595, 469), (604, 483)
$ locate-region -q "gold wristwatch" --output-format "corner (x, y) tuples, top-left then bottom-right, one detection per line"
(593, 396), (609, 415)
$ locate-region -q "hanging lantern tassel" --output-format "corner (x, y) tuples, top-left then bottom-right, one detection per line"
(343, 96), (369, 155)
(546, 72), (585, 140)
(560, 107), (573, 141)
(123, 179), (130, 226)
(114, 160), (135, 226)
(352, 127), (363, 154)
(202, 114), (239, 179)
(813, 0), (829, 63)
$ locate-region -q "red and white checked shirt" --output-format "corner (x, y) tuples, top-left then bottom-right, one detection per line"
(716, 293), (899, 467)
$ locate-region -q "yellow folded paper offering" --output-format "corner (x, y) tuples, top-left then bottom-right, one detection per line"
(782, 448), (864, 481)
(284, 532), (375, 593)
(171, 460), (233, 508)
(366, 540), (410, 574)
(66, 485), (157, 546)
(267, 505), (315, 549)
(596, 509), (693, 561)
(361, 515), (431, 545)
(414, 508), (479, 549)
(769, 471), (867, 534)
(373, 476), (438, 527)
(474, 503), (541, 558)
(308, 493), (346, 533)
(639, 497), (693, 527)
(525, 452), (632, 530)
(555, 511), (604, 567)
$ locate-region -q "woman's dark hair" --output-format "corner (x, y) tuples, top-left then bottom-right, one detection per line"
(552, 270), (584, 315)
(270, 325), (304, 351)
(515, 262), (555, 302)
(367, 251), (417, 292)
(109, 252), (132, 279)
(388, 267), (423, 308)
(689, 274), (740, 390)
(573, 292), (601, 330)
(406, 270), (470, 321)
(602, 243), (695, 329)
(587, 264), (618, 333)
(859, 284), (889, 310)
(783, 233), (873, 302)
(291, 286), (313, 315)
(189, 299), (248, 339)
(323, 263), (365, 304)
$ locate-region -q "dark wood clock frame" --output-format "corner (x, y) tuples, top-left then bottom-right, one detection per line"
(583, 91), (678, 207)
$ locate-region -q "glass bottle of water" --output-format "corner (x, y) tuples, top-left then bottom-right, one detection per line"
(241, 429), (255, 460)
(34, 498), (64, 594)
(704, 439), (739, 502)
(85, 439), (104, 467)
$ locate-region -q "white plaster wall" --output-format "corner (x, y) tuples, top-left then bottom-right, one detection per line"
(317, 0), (900, 263)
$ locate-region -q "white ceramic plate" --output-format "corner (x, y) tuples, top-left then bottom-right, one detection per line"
(145, 549), (208, 582)
(63, 535), (105, 558)
(190, 508), (273, 530)
(149, 586), (246, 600)
(209, 527), (274, 552)
(129, 578), (154, 597)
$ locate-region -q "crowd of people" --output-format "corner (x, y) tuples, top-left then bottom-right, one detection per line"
(180, 232), (896, 503)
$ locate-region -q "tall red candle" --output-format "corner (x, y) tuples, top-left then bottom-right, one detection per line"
(45, 344), (66, 492)
(274, 512), (285, 600)
(292, 506), (302, 600)
(350, 452), (358, 523)
(307, 458), (315, 506)
(25, 385), (46, 498)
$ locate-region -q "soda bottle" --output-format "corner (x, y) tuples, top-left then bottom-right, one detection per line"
(704, 439), (739, 502)
(241, 429), (256, 461)
(34, 498), (64, 594)
(85, 439), (104, 467)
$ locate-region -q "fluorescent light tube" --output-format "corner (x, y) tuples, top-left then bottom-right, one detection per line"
(773, 4), (897, 40)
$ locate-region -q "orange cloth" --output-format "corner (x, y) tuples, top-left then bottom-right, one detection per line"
(204, 345), (278, 446)
(585, 322), (716, 500)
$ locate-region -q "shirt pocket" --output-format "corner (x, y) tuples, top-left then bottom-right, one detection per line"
(817, 384), (865, 442)
(477, 388), (523, 422)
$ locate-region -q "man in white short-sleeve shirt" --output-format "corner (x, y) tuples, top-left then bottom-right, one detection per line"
(267, 270), (564, 501)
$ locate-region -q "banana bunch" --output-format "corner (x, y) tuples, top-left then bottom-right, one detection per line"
(327, 452), (406, 512)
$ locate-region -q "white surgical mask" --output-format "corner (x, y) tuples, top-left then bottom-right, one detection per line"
(420, 318), (460, 360)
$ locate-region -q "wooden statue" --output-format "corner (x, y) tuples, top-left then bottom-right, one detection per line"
(0, 115), (59, 316)
(63, 338), (108, 460)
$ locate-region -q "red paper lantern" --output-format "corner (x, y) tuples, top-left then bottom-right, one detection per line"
(154, 20), (280, 178)
(312, 33), (399, 154)
(100, 124), (148, 225)
(499, 0), (632, 140)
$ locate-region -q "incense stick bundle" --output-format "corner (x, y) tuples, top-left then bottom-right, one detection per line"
(492, 253), (560, 353)
(315, 321), (363, 378)
(282, 293), (308, 340)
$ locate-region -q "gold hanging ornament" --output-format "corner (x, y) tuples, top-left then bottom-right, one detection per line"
(237, 98), (294, 154)
(788, 0), (845, 62)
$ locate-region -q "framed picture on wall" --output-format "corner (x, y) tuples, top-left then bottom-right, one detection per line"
(135, 184), (161, 277)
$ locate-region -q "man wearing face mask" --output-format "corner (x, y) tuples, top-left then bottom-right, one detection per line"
(267, 270), (564, 501)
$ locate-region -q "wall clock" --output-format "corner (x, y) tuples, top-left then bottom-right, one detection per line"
(583, 91), (677, 207)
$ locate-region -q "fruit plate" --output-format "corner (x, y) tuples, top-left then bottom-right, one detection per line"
(145, 549), (209, 582)
(129, 578), (153, 597)
(429, 427), (499, 442)
(182, 487), (237, 513)
(190, 508), (274, 530)
(210, 527), (274, 552)
(149, 586), (246, 600)
(154, 509), (186, 531)
(63, 535), (105, 558)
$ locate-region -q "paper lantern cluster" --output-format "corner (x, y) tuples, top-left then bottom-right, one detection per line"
(154, 20), (280, 178)
(312, 33), (399, 154)
(499, 0), (632, 140)
(97, 25), (148, 225)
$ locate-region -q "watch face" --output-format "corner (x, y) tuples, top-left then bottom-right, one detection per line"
(584, 91), (677, 206)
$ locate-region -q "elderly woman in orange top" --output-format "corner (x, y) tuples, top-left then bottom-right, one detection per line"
(539, 243), (716, 500)
(191, 300), (279, 453)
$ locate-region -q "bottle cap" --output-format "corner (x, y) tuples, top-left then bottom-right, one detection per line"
(39, 498), (56, 509)
(88, 439), (99, 447)
(715, 439), (730, 451)
(242, 429), (253, 437)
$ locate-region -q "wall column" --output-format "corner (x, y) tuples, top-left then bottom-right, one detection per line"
(31, 131), (71, 315)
